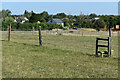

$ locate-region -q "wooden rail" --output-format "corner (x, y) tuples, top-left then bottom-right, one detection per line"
(96, 38), (108, 41)
(96, 37), (112, 57)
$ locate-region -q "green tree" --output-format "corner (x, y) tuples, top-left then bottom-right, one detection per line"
(24, 10), (32, 19)
(53, 13), (67, 19)
(40, 18), (46, 23)
(41, 11), (50, 22)
(89, 13), (97, 18)
(2, 9), (11, 21)
(116, 16), (120, 25)
(29, 11), (50, 23)
(2, 21), (10, 31)
(29, 12), (37, 23)
(94, 19), (106, 31)
(0, 11), (2, 18)
(65, 23), (70, 27)
(108, 16), (116, 28)
(5, 17), (14, 23)
(77, 14), (85, 28)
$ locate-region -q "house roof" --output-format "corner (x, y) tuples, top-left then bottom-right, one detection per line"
(20, 17), (26, 20)
(15, 17), (28, 23)
(18, 17), (28, 21)
(47, 18), (63, 23)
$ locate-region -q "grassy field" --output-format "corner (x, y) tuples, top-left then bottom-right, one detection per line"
(1, 31), (119, 78)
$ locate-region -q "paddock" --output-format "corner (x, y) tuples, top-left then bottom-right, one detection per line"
(1, 30), (119, 78)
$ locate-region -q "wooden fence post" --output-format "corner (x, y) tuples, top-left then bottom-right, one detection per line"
(39, 26), (42, 46)
(32, 27), (34, 31)
(8, 24), (11, 41)
(109, 27), (111, 37)
(81, 30), (83, 36)
(108, 27), (112, 57)
(108, 37), (112, 57)
(96, 38), (98, 56)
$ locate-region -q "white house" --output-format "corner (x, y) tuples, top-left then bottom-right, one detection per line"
(94, 17), (100, 20)
(14, 17), (28, 23)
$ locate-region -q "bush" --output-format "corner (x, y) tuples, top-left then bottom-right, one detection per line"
(2, 22), (10, 31)
(2, 21), (63, 31)
(63, 28), (68, 30)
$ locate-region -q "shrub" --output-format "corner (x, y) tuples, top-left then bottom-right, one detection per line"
(2, 21), (63, 31)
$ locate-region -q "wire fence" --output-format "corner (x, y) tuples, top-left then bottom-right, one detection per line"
(2, 29), (119, 39)
(2, 28), (119, 44)
(1, 28), (119, 57)
(5, 29), (117, 35)
(45, 30), (110, 36)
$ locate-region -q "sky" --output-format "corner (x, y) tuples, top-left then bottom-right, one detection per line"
(2, 2), (119, 15)
(1, 0), (120, 2)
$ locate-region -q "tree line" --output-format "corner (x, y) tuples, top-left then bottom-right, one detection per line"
(0, 9), (120, 31)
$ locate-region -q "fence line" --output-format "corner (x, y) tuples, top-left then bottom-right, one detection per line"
(1, 29), (119, 56)
(2, 29), (119, 37)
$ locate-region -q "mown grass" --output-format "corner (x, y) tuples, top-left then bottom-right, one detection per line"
(2, 31), (119, 78)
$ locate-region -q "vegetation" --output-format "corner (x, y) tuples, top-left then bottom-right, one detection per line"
(24, 10), (32, 19)
(2, 22), (62, 31)
(1, 9), (120, 31)
(29, 11), (51, 23)
(0, 9), (11, 21)
(5, 17), (14, 23)
(94, 19), (106, 31)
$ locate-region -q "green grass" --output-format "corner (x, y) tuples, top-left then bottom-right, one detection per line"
(2, 31), (119, 78)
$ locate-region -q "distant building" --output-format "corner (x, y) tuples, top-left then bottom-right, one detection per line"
(116, 25), (119, 29)
(91, 17), (100, 20)
(112, 25), (120, 31)
(62, 17), (69, 20)
(14, 17), (28, 23)
(47, 18), (64, 27)
(94, 17), (100, 20)
(104, 25), (120, 31)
